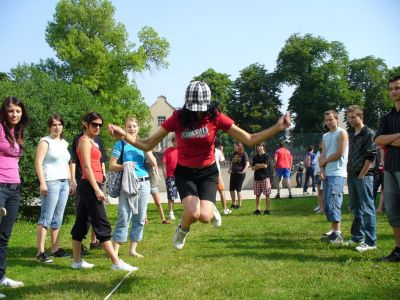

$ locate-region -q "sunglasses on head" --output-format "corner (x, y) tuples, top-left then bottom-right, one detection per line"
(90, 122), (103, 128)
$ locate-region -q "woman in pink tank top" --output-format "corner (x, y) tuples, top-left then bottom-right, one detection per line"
(0, 96), (28, 289)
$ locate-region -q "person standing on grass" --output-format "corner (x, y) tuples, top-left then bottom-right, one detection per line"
(251, 143), (272, 215)
(303, 145), (316, 195)
(0, 96), (28, 289)
(108, 81), (291, 250)
(214, 140), (231, 215)
(35, 114), (71, 264)
(319, 110), (348, 245)
(374, 146), (386, 214)
(162, 136), (179, 220)
(343, 105), (378, 252)
(147, 151), (170, 224)
(312, 141), (324, 213)
(110, 117), (152, 258)
(274, 142), (293, 199)
(374, 75), (400, 262)
(295, 161), (304, 188)
(70, 112), (136, 271)
(70, 124), (108, 254)
(229, 142), (249, 209)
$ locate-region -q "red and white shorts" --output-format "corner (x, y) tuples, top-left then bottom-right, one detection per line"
(253, 178), (271, 196)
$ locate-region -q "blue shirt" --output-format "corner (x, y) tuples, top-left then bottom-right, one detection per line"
(112, 141), (148, 177)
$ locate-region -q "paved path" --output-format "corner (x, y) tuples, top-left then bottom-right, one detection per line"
(108, 186), (349, 205)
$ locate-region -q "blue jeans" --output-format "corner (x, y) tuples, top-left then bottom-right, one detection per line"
(384, 171), (400, 227)
(0, 185), (20, 280)
(323, 176), (345, 222)
(347, 176), (376, 246)
(113, 180), (150, 242)
(37, 179), (69, 229)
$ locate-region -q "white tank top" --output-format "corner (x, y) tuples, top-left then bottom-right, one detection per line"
(322, 127), (348, 177)
(40, 136), (70, 181)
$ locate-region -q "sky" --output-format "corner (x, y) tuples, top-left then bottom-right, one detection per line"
(0, 0), (398, 112)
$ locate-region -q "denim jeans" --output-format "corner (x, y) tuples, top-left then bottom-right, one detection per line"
(347, 176), (376, 246)
(296, 172), (303, 187)
(0, 185), (20, 280)
(37, 179), (69, 229)
(323, 176), (345, 222)
(303, 167), (316, 192)
(113, 180), (150, 242)
(384, 171), (400, 227)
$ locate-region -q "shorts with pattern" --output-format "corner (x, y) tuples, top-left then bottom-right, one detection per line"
(166, 176), (178, 201)
(253, 178), (271, 196)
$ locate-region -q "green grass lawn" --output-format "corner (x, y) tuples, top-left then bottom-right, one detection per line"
(4, 195), (400, 299)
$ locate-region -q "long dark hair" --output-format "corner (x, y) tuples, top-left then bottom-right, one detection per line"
(178, 101), (220, 130)
(0, 96), (28, 147)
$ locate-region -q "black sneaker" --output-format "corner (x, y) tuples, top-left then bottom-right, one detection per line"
(253, 209), (261, 215)
(322, 232), (344, 244)
(379, 248), (400, 262)
(275, 193), (280, 199)
(288, 194), (293, 199)
(230, 204), (236, 209)
(36, 252), (53, 263)
(235, 205), (241, 209)
(81, 245), (88, 256)
(50, 248), (70, 258)
(90, 240), (102, 250)
(264, 210), (270, 215)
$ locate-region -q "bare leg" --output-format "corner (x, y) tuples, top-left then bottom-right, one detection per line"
(129, 241), (143, 257)
(50, 228), (60, 253)
(72, 239), (82, 263)
(317, 184), (324, 212)
(265, 196), (271, 211)
(152, 192), (167, 221)
(112, 241), (121, 257)
(230, 191), (236, 206)
(181, 196), (201, 230)
(284, 178), (292, 195)
(101, 240), (120, 265)
(376, 190), (384, 213)
(255, 195), (261, 211)
(332, 221), (341, 231)
(90, 227), (97, 244)
(237, 191), (243, 207)
(168, 200), (174, 214)
(36, 225), (47, 255)
(219, 190), (227, 210)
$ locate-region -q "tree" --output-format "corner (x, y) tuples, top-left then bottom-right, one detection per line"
(226, 63), (282, 154)
(275, 33), (354, 148)
(347, 56), (391, 129)
(45, 0), (170, 124)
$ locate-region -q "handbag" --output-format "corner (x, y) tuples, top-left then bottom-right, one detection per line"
(107, 141), (125, 198)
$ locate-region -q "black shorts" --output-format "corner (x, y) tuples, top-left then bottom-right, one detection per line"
(174, 163), (219, 203)
(230, 173), (246, 192)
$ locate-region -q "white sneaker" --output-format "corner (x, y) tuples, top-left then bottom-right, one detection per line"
(323, 230), (333, 236)
(173, 224), (189, 250)
(223, 209), (232, 215)
(0, 277), (24, 288)
(0, 207), (6, 218)
(211, 205), (222, 228)
(312, 205), (320, 212)
(355, 243), (377, 252)
(169, 211), (175, 220)
(71, 259), (95, 270)
(112, 259), (139, 272)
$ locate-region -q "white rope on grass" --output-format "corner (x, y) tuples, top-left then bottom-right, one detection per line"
(104, 270), (133, 300)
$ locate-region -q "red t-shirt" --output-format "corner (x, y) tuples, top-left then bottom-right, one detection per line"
(162, 110), (234, 168)
(274, 147), (292, 169)
(162, 147), (178, 177)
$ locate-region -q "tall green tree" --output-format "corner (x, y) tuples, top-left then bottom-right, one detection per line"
(275, 33), (355, 148)
(45, 0), (170, 124)
(347, 56), (390, 129)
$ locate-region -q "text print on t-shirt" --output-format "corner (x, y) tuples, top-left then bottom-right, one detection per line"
(181, 127), (209, 139)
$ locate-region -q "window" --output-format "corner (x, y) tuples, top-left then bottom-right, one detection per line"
(157, 116), (166, 126)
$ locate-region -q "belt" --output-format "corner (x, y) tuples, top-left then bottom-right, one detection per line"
(0, 183), (20, 190)
(138, 177), (149, 182)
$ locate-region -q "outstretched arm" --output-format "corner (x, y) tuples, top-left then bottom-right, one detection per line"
(227, 113), (291, 147)
(108, 125), (169, 152)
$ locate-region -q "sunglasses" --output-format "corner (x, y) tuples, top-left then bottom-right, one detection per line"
(90, 122), (103, 128)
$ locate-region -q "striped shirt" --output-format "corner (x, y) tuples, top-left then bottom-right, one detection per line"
(347, 126), (378, 178)
(375, 107), (400, 172)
